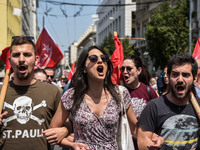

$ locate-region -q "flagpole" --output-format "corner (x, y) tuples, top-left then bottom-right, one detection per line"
(189, 0), (192, 55)
(190, 92), (200, 119)
(63, 55), (73, 75)
(0, 69), (11, 113)
(67, 63), (73, 75)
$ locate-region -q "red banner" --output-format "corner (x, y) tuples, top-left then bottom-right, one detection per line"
(110, 35), (124, 84)
(35, 28), (64, 68)
(192, 38), (200, 60)
(0, 47), (11, 71)
(68, 62), (75, 80)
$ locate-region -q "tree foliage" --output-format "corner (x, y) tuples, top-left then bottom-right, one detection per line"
(101, 32), (115, 56)
(122, 38), (134, 58)
(101, 32), (134, 58)
(145, 0), (189, 69)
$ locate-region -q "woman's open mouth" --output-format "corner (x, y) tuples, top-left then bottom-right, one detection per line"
(97, 65), (104, 76)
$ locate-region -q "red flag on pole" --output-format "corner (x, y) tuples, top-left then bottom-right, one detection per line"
(0, 46), (11, 71)
(110, 32), (124, 84)
(68, 62), (75, 80)
(0, 47), (11, 113)
(35, 28), (64, 68)
(192, 38), (200, 59)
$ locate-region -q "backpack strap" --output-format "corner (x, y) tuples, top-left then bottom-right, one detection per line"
(147, 85), (151, 100)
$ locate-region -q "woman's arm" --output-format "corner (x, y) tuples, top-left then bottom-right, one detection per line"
(126, 103), (138, 138)
(50, 101), (70, 128)
(60, 137), (89, 150)
(43, 101), (70, 145)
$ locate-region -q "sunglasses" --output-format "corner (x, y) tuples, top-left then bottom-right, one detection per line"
(88, 54), (109, 63)
(121, 66), (133, 72)
(12, 36), (34, 41)
(47, 75), (54, 79)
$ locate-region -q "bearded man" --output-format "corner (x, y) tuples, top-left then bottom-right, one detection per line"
(0, 36), (68, 150)
(137, 53), (200, 150)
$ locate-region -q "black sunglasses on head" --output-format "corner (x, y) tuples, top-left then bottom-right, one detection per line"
(88, 54), (109, 63)
(121, 66), (133, 72)
(12, 36), (34, 41)
(47, 75), (54, 79)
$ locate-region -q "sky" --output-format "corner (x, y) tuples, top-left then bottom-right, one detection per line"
(37, 0), (102, 53)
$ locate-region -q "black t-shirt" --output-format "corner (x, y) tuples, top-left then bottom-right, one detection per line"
(137, 95), (200, 150)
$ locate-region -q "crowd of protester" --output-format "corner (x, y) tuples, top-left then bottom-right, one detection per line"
(0, 35), (200, 150)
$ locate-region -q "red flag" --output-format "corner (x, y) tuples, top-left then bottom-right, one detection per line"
(192, 38), (200, 60)
(0, 47), (11, 71)
(35, 28), (64, 68)
(68, 62), (75, 80)
(110, 35), (124, 84)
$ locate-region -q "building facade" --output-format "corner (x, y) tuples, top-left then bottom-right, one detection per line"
(96, 0), (136, 45)
(69, 24), (97, 64)
(192, 0), (200, 42)
(0, 0), (39, 52)
(0, 0), (39, 77)
(69, 0), (200, 76)
(0, 0), (21, 51)
(76, 24), (96, 58)
(21, 0), (39, 40)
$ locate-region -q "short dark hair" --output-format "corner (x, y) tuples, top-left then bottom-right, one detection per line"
(34, 68), (47, 77)
(44, 67), (54, 72)
(10, 36), (36, 55)
(62, 78), (68, 84)
(167, 53), (198, 79)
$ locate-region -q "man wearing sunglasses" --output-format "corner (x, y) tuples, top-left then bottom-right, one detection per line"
(44, 67), (55, 84)
(44, 67), (63, 95)
(0, 36), (68, 150)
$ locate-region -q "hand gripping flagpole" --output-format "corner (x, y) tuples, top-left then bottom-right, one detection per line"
(114, 31), (117, 37)
(0, 69), (11, 113)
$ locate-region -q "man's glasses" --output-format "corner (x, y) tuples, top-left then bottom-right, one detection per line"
(88, 54), (109, 63)
(47, 75), (54, 79)
(121, 66), (133, 72)
(12, 36), (34, 41)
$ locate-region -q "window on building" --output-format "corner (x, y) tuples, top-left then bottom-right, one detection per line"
(119, 16), (121, 36)
(132, 12), (136, 37)
(142, 24), (147, 38)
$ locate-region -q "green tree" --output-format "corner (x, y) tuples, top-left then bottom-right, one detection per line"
(145, 0), (189, 69)
(101, 32), (115, 56)
(122, 38), (134, 58)
(101, 32), (134, 57)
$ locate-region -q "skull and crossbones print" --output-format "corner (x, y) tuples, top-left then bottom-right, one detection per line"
(3, 96), (47, 126)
